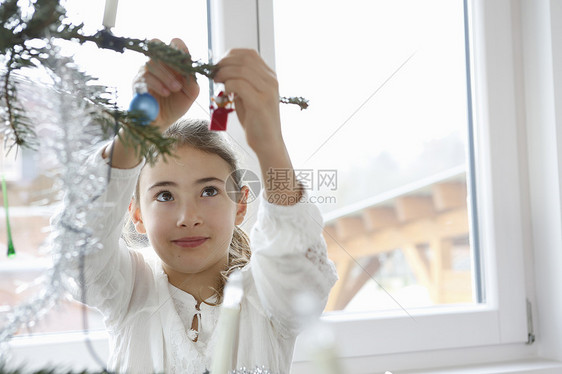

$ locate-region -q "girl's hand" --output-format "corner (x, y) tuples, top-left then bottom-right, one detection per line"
(214, 49), (304, 205)
(213, 49), (284, 156)
(133, 38), (200, 131)
(105, 38), (199, 169)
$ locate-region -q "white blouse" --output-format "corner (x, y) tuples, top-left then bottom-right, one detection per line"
(63, 148), (338, 374)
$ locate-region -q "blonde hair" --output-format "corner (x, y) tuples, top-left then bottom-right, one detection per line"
(124, 118), (251, 304)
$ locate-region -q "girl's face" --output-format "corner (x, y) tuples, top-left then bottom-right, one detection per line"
(131, 145), (247, 285)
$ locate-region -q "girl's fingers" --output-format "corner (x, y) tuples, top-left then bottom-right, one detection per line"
(169, 38), (197, 87)
(215, 49), (277, 89)
(224, 78), (265, 105)
(138, 38), (189, 94)
(224, 78), (279, 115)
(143, 71), (171, 97)
(146, 61), (184, 93)
(214, 65), (269, 93)
(221, 49), (275, 74)
(218, 49), (280, 117)
(170, 37), (189, 53)
(132, 68), (168, 97)
(215, 60), (275, 87)
(169, 38), (200, 92)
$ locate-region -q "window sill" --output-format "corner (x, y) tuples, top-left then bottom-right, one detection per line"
(8, 331), (109, 373)
(400, 358), (562, 374)
(291, 357), (562, 374)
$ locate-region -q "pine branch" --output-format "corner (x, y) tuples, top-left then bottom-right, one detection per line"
(94, 108), (176, 166)
(0, 0), (309, 156)
(118, 112), (177, 165)
(280, 96), (309, 110)
(62, 30), (307, 113)
(56, 28), (216, 79)
(23, 0), (65, 40)
(1, 47), (38, 151)
(0, 0), (23, 52)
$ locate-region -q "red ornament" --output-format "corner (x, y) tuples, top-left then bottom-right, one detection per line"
(209, 91), (234, 131)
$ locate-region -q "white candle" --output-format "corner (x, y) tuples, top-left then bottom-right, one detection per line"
(102, 0), (119, 29)
(211, 307), (240, 374)
(211, 270), (243, 374)
(294, 292), (343, 374)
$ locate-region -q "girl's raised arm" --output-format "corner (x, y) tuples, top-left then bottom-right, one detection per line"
(215, 49), (338, 336)
(213, 49), (302, 205)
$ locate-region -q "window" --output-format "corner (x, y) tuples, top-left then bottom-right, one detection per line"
(0, 0), (210, 337)
(244, 0), (529, 370)
(273, 0), (475, 314)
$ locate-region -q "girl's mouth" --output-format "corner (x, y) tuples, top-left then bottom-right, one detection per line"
(172, 237), (209, 248)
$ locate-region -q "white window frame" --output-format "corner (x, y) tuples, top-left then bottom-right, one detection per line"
(208, 0), (562, 372)
(7, 0), (562, 372)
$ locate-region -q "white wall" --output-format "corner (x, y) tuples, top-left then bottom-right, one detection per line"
(520, 0), (562, 362)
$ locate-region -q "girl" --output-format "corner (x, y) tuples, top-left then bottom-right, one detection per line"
(74, 39), (337, 373)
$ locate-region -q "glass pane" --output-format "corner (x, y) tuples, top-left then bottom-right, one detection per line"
(273, 0), (476, 312)
(0, 0), (209, 335)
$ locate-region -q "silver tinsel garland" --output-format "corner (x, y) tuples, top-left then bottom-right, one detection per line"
(0, 41), (109, 360)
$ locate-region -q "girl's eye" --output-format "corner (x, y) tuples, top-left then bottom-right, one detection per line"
(155, 191), (174, 202)
(201, 186), (218, 197)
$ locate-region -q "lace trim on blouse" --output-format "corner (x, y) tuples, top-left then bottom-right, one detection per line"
(166, 284), (219, 374)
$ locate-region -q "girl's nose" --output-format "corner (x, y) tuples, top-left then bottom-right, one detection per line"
(177, 203), (202, 227)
